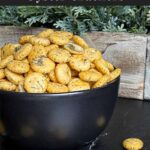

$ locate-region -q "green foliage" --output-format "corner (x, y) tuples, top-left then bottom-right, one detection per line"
(0, 6), (150, 34)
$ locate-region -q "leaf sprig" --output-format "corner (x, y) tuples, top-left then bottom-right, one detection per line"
(0, 6), (150, 34)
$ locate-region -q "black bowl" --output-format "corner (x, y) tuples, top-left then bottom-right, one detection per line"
(0, 77), (120, 150)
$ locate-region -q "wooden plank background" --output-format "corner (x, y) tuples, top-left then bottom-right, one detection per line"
(86, 32), (147, 100)
(0, 26), (149, 100)
(144, 37), (150, 100)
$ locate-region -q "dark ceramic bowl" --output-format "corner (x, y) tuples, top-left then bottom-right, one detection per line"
(0, 76), (120, 150)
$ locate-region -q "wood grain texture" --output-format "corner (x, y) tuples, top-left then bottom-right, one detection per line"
(86, 32), (147, 100)
(0, 26), (147, 100)
(0, 26), (31, 45)
(0, 26), (43, 46)
(144, 37), (150, 100)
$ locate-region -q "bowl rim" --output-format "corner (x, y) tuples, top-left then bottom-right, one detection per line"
(0, 76), (120, 97)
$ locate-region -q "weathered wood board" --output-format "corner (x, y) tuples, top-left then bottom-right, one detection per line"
(87, 32), (147, 100)
(144, 37), (150, 100)
(0, 26), (148, 100)
(0, 26), (44, 45)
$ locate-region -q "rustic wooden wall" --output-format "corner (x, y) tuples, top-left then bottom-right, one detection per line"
(0, 26), (149, 100)
(86, 32), (147, 100)
(144, 37), (150, 100)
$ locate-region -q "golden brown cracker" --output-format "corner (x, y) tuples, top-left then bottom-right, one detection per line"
(79, 69), (102, 82)
(49, 32), (70, 45)
(47, 82), (68, 93)
(0, 80), (16, 91)
(55, 64), (71, 85)
(0, 55), (14, 69)
(0, 69), (5, 79)
(31, 56), (55, 74)
(30, 36), (50, 46)
(15, 43), (33, 60)
(72, 35), (88, 48)
(69, 55), (90, 72)
(5, 68), (24, 85)
(68, 78), (90, 92)
(24, 72), (47, 93)
(93, 75), (110, 89)
(94, 59), (110, 75)
(19, 35), (33, 44)
(122, 138), (144, 150)
(84, 48), (102, 62)
(48, 48), (71, 63)
(64, 42), (84, 54)
(37, 29), (54, 38)
(7, 60), (30, 74)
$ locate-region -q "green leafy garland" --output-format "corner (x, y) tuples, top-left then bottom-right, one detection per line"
(0, 6), (150, 34)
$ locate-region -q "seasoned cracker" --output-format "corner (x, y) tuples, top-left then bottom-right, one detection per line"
(109, 68), (121, 82)
(47, 82), (68, 93)
(55, 64), (71, 85)
(31, 56), (55, 74)
(24, 72), (47, 93)
(0, 80), (16, 91)
(30, 36), (50, 46)
(64, 42), (84, 54)
(37, 29), (54, 38)
(68, 78), (90, 92)
(72, 35), (88, 48)
(5, 68), (24, 85)
(79, 69), (102, 82)
(94, 59), (110, 75)
(122, 138), (144, 150)
(49, 32), (70, 45)
(48, 70), (57, 83)
(28, 45), (47, 62)
(1, 43), (21, 59)
(48, 48), (71, 63)
(104, 60), (114, 72)
(0, 55), (14, 69)
(55, 31), (73, 39)
(84, 48), (102, 62)
(93, 75), (110, 88)
(7, 60), (30, 74)
(15, 43), (33, 60)
(45, 44), (59, 54)
(69, 55), (90, 72)
(0, 69), (5, 79)
(19, 35), (33, 44)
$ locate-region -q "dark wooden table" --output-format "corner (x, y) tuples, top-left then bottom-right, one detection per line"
(81, 98), (150, 150)
(0, 98), (149, 150)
